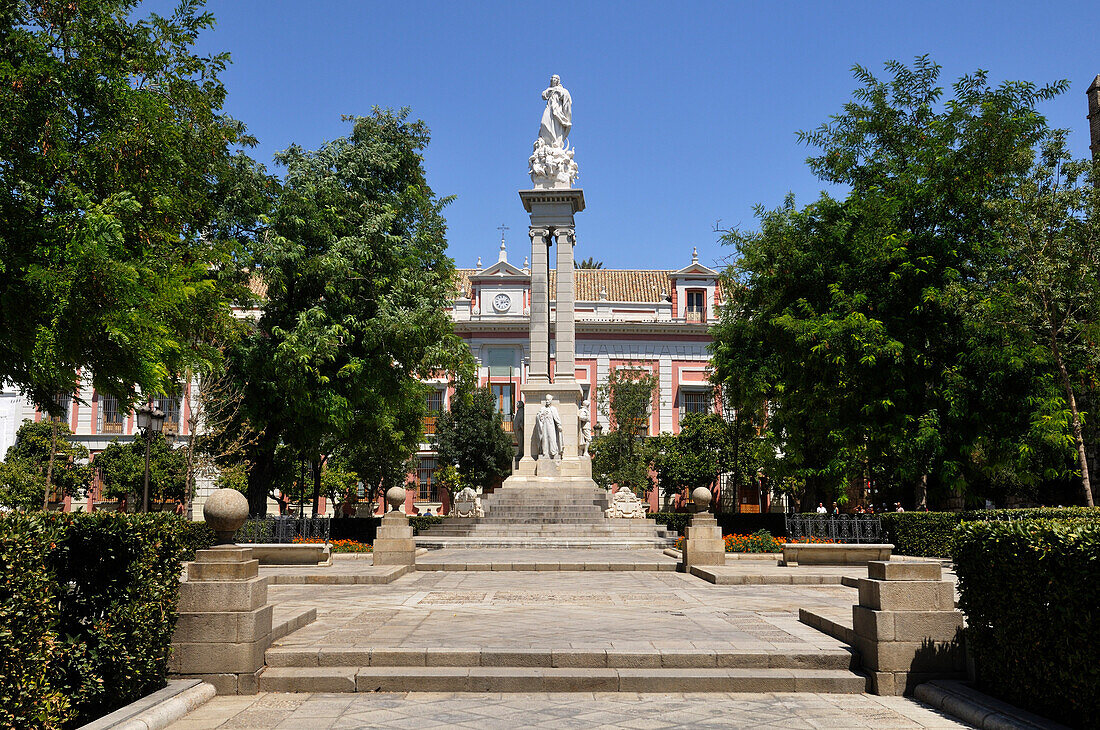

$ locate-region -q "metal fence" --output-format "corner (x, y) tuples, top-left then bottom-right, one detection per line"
(785, 513), (883, 544)
(235, 517), (331, 544)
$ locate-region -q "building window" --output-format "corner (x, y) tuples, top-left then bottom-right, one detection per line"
(491, 384), (514, 433)
(46, 395), (71, 424)
(416, 456), (438, 501)
(681, 391), (710, 417)
(685, 290), (706, 322)
(155, 396), (182, 435)
(99, 396), (124, 434)
(423, 390), (443, 436)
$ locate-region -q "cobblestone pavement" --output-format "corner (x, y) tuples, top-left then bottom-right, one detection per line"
(165, 691), (971, 729)
(267, 571), (858, 652)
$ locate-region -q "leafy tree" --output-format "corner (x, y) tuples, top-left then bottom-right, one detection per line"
(434, 464), (469, 510)
(0, 458), (45, 511)
(712, 58), (1068, 508)
(0, 0), (259, 414)
(590, 366), (659, 496)
(4, 420), (91, 506)
(432, 377), (514, 491)
(966, 135), (1100, 506)
(234, 110), (460, 515)
(655, 412), (728, 505)
(577, 257), (604, 269)
(94, 433), (187, 506)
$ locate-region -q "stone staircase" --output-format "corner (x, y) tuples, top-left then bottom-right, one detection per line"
(259, 646), (867, 693)
(416, 482), (678, 549)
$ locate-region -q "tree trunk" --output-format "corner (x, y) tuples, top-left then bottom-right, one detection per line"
(43, 420), (58, 511)
(311, 458), (322, 518)
(1051, 336), (1094, 506)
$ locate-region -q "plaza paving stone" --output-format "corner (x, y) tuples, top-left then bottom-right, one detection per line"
(264, 570), (859, 654)
(164, 691), (971, 729)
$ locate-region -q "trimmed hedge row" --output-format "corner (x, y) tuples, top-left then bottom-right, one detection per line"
(651, 512), (789, 537)
(953, 519), (1099, 728)
(0, 512), (192, 729)
(881, 507), (1100, 557)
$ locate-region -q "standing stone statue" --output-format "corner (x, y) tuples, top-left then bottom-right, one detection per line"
(529, 74), (579, 189)
(577, 399), (592, 456)
(514, 399), (525, 458)
(539, 74), (572, 149)
(535, 394), (563, 460)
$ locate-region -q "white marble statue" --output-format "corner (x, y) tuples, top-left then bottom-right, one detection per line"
(578, 398), (592, 456)
(539, 75), (572, 149)
(535, 394), (563, 460)
(605, 488), (648, 519)
(529, 75), (579, 189)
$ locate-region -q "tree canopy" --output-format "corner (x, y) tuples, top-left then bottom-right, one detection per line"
(1, 420), (91, 508)
(590, 366), (659, 496)
(432, 377), (514, 491)
(94, 433), (187, 505)
(711, 57), (1082, 508)
(0, 0), (260, 414)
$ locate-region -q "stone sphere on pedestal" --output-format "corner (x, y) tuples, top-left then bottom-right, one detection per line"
(386, 486), (407, 513)
(203, 488), (249, 544)
(691, 487), (712, 512)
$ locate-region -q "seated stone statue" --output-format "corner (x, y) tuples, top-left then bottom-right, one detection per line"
(605, 488), (648, 519)
(453, 486), (484, 518)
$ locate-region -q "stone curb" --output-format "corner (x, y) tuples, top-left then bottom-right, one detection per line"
(913, 680), (1069, 730)
(77, 680), (215, 730)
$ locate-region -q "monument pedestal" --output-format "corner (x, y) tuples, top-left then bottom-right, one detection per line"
(682, 512), (725, 572)
(517, 380), (590, 479)
(373, 511), (416, 566)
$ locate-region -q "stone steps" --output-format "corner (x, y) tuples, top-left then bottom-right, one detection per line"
(257, 666), (868, 693)
(266, 646), (857, 670)
(415, 537), (675, 549)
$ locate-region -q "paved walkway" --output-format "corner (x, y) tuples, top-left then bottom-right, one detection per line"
(166, 691), (970, 729)
(266, 570), (857, 654)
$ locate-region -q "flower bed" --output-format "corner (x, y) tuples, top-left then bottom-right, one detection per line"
(291, 537), (372, 553)
(674, 530), (835, 553)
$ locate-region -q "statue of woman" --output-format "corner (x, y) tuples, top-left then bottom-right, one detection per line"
(539, 75), (572, 150)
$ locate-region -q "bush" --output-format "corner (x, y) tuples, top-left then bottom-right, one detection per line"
(650, 512), (692, 535)
(0, 512), (191, 729)
(953, 519), (1100, 728)
(882, 508), (1100, 557)
(408, 515), (444, 534)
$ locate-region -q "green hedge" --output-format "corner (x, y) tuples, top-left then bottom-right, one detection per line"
(881, 508), (1100, 557)
(408, 515), (445, 535)
(953, 519), (1100, 728)
(650, 512), (692, 535)
(0, 512), (192, 729)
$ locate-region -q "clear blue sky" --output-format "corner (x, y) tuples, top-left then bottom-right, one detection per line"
(180, 1), (1098, 271)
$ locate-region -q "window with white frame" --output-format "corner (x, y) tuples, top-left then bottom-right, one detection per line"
(681, 390), (710, 417)
(416, 456), (438, 501)
(99, 395), (124, 434)
(685, 290), (706, 322)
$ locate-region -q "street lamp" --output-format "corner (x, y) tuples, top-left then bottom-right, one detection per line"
(135, 403), (166, 513)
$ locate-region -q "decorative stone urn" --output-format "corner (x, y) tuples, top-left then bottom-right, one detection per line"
(385, 486), (407, 513)
(203, 488), (249, 544)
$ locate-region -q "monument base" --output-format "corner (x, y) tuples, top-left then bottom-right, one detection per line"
(518, 380), (587, 473)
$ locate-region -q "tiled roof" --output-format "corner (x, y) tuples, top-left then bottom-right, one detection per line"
(458, 268), (676, 303)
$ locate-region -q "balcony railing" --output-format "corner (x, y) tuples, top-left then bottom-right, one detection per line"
(422, 415), (437, 436)
(685, 308), (704, 323)
(101, 421), (124, 435)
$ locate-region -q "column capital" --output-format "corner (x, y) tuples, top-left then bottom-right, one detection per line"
(554, 228), (575, 246)
(529, 227), (551, 241)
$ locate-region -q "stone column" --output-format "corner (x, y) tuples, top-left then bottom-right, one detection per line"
(854, 560), (965, 695)
(528, 227), (551, 384)
(554, 227), (576, 383)
(1089, 74), (1100, 166)
(171, 546), (272, 695)
(681, 488), (724, 573)
(373, 486), (416, 566)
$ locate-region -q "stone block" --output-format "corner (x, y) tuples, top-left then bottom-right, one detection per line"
(175, 635), (270, 675)
(194, 547), (253, 563)
(425, 648), (480, 667)
(178, 576), (269, 613)
(370, 648), (424, 666)
(852, 605), (896, 641)
(265, 649), (319, 667)
(540, 669), (619, 692)
(783, 543), (893, 565)
(856, 577), (955, 611)
(552, 650), (606, 668)
(184, 672), (238, 696)
(261, 667), (357, 693)
(660, 650), (716, 668)
(318, 649), (372, 667)
(481, 649), (551, 667)
(892, 611), (964, 642)
(606, 651), (661, 668)
(173, 604), (272, 644)
(237, 668), (262, 695)
(186, 559), (259, 582)
(868, 560), (942, 582)
(855, 636), (964, 673)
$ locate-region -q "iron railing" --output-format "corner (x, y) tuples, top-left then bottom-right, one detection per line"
(236, 516), (331, 544)
(785, 513), (883, 544)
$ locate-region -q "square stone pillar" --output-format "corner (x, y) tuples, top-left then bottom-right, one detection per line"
(554, 227), (576, 383)
(528, 227), (551, 385)
(853, 561), (965, 695)
(682, 512), (725, 573)
(171, 546), (273, 695)
(373, 510), (416, 565)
